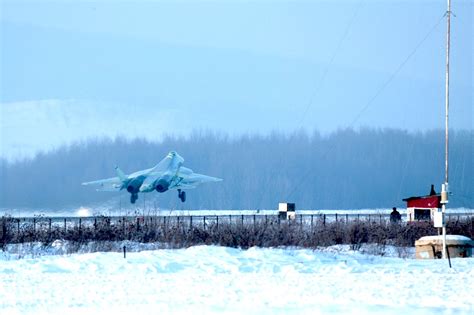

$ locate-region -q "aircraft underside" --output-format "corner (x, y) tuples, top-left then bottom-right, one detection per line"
(129, 189), (186, 204)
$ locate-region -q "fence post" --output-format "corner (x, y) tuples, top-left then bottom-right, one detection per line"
(323, 214), (326, 226)
(204, 216), (207, 230)
(346, 214), (348, 222)
(33, 218), (36, 234)
(94, 218), (97, 231)
(335, 213), (338, 222)
(64, 218), (67, 233)
(241, 215), (244, 226)
(311, 215), (313, 228)
(253, 215), (256, 227)
(190, 216), (193, 230)
(216, 216), (219, 230)
(17, 219), (20, 237)
(379, 214), (382, 224)
(79, 218), (82, 233)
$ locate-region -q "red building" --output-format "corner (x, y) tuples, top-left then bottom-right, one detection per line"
(403, 185), (441, 222)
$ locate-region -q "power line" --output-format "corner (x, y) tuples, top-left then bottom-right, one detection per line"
(297, 0), (365, 127)
(285, 13), (447, 202)
(348, 13), (446, 127)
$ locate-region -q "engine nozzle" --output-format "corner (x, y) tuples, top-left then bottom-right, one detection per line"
(155, 179), (170, 193)
(127, 184), (139, 193)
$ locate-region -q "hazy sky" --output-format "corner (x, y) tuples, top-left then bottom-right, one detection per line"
(1, 0), (472, 158)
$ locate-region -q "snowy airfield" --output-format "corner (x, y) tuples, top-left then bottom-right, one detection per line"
(1, 244), (473, 315)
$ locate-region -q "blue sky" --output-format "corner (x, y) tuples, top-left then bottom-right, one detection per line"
(1, 0), (472, 150)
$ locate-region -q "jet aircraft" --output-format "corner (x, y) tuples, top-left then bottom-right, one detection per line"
(82, 151), (222, 204)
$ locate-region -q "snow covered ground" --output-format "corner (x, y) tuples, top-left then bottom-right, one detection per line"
(1, 245), (472, 314)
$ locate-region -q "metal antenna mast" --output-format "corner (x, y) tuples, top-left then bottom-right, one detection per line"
(445, 0), (451, 186)
(441, 0), (452, 260)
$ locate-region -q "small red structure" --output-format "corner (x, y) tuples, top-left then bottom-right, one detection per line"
(403, 185), (441, 222)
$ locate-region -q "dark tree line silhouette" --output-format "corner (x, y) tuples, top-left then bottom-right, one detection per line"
(0, 128), (472, 210)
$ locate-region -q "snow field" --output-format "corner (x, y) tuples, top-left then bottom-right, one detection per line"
(0, 246), (473, 314)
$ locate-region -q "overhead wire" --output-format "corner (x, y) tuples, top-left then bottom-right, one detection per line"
(297, 0), (365, 127)
(347, 13), (447, 128)
(285, 12), (448, 201)
(266, 0), (365, 208)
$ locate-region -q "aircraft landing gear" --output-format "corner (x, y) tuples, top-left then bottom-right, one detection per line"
(130, 193), (138, 204)
(178, 189), (186, 203)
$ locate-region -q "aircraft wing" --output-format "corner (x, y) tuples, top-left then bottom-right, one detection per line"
(81, 177), (123, 191)
(177, 173), (222, 189)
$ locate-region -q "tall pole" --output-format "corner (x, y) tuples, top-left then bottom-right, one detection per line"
(445, 0), (450, 185)
(441, 0), (451, 260)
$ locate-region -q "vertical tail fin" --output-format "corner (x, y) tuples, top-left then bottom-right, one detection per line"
(115, 166), (128, 182)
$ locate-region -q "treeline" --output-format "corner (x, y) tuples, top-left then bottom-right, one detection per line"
(0, 128), (472, 210)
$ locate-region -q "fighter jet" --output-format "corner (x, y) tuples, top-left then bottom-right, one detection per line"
(81, 151), (222, 204)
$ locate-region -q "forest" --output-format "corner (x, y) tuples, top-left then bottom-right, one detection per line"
(0, 128), (472, 210)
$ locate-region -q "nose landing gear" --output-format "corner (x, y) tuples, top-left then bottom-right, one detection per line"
(178, 189), (186, 203)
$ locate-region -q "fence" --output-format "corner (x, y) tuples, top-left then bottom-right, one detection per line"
(2, 212), (473, 244)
